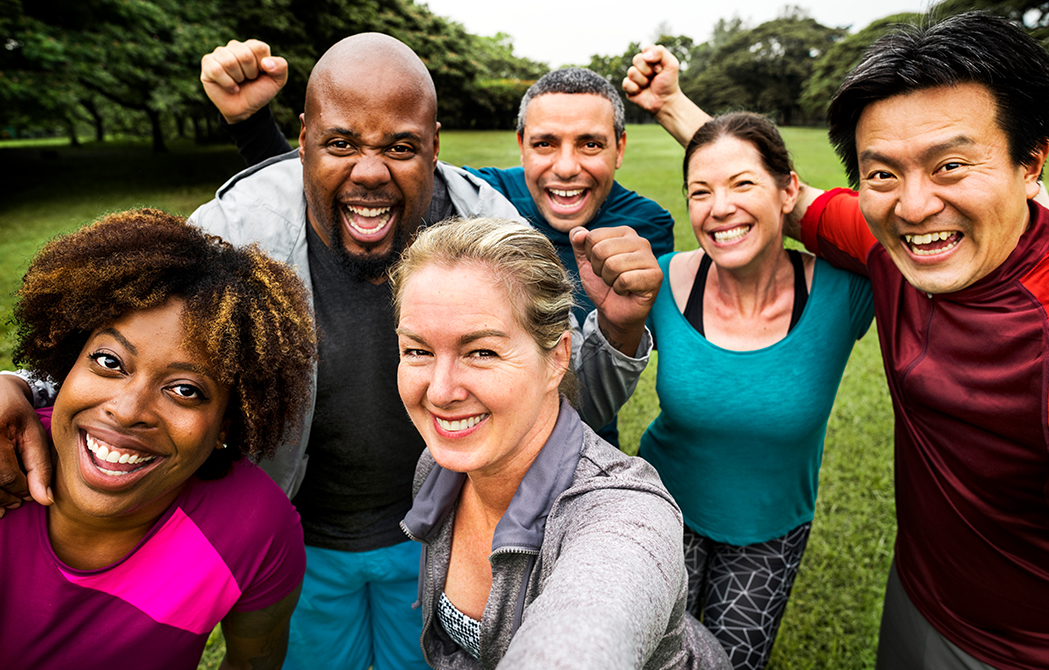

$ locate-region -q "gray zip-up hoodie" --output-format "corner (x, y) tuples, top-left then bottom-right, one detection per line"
(401, 401), (731, 670)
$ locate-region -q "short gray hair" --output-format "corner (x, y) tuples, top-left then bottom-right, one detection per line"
(516, 68), (625, 139)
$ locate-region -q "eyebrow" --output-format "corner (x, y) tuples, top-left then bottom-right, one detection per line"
(96, 328), (137, 356)
(688, 169), (757, 186)
(395, 327), (510, 347)
(528, 131), (610, 144)
(859, 135), (976, 167)
(322, 127), (423, 144)
(169, 362), (217, 381)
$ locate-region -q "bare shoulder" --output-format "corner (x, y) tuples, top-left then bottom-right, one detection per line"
(668, 249), (703, 314)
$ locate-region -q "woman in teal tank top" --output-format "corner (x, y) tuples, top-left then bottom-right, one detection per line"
(639, 113), (873, 670)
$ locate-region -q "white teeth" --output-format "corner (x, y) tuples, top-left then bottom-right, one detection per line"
(347, 205), (391, 218)
(550, 188), (584, 197)
(713, 225), (750, 243)
(436, 414), (488, 432)
(903, 231), (959, 256)
(345, 205), (393, 234)
(86, 433), (155, 467)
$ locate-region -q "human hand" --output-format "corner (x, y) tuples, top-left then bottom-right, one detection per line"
(0, 374), (51, 516)
(201, 39), (289, 124)
(623, 45), (682, 117)
(571, 226), (662, 356)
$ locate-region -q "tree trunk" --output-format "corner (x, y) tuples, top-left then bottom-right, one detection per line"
(66, 117), (80, 147)
(147, 108), (168, 153)
(80, 97), (105, 142)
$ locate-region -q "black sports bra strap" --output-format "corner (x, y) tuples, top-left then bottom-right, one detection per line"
(787, 249), (808, 331)
(683, 253), (714, 336)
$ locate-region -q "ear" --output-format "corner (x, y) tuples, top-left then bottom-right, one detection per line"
(781, 171), (800, 215)
(216, 418), (231, 451)
(433, 122), (441, 165)
(517, 131), (526, 165)
(1024, 140), (1048, 200)
(546, 331), (572, 393)
(298, 113), (307, 163)
(615, 131), (626, 169)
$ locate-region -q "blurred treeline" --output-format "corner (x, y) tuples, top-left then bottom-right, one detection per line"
(2, 0), (1047, 150)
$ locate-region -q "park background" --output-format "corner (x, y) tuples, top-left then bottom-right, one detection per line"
(2, 1), (1045, 668)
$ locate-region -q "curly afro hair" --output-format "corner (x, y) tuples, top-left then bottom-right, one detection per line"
(13, 208), (317, 479)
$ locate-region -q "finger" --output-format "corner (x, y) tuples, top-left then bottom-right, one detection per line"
(201, 51), (242, 93)
(623, 67), (649, 96)
(610, 264), (664, 298)
(231, 42), (262, 81)
(261, 56), (289, 88)
(19, 423), (52, 506)
(569, 226), (591, 268)
(212, 43), (256, 83)
(630, 51), (657, 79)
(0, 439), (29, 507)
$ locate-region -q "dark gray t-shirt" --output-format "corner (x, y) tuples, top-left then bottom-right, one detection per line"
(293, 221), (425, 551)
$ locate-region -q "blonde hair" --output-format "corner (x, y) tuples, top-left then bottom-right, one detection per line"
(390, 217), (575, 354)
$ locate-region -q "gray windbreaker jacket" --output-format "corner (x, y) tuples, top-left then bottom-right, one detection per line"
(401, 401), (731, 670)
(186, 152), (651, 497)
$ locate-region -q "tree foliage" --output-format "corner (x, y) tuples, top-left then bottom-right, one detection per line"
(681, 10), (846, 125)
(799, 13), (923, 121)
(0, 0), (548, 146)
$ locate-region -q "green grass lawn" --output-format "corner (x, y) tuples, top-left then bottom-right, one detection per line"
(0, 125), (895, 670)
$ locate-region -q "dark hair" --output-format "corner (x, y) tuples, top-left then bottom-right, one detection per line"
(13, 208), (317, 479)
(517, 67), (625, 139)
(829, 11), (1049, 188)
(683, 111), (794, 189)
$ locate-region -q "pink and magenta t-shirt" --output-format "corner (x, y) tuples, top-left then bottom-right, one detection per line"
(0, 457), (305, 670)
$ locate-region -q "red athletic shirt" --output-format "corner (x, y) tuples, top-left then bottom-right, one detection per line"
(801, 189), (1049, 669)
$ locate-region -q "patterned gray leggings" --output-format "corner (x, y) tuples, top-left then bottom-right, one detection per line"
(683, 523), (812, 670)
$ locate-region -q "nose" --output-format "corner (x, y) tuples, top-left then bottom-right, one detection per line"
(552, 144), (580, 180)
(894, 176), (943, 225)
(711, 188), (735, 219)
(426, 356), (468, 408)
(105, 380), (156, 428)
(350, 153), (392, 189)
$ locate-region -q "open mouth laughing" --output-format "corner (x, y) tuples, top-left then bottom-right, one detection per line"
(546, 187), (589, 214)
(342, 204), (396, 242)
(82, 431), (162, 485)
(903, 231), (962, 257)
(712, 225), (751, 244)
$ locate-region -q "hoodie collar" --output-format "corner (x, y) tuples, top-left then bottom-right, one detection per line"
(401, 399), (583, 554)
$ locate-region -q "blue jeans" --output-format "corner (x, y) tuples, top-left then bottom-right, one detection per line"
(284, 541), (428, 670)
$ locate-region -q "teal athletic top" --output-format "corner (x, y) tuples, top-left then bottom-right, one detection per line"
(640, 252), (874, 545)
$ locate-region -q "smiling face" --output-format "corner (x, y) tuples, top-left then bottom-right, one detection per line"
(518, 93), (625, 232)
(686, 135), (798, 272)
(299, 64), (439, 279)
(50, 299), (230, 524)
(855, 83), (1045, 294)
(396, 262), (568, 480)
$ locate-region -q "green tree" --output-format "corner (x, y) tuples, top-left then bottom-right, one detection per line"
(1, 0), (231, 150)
(799, 13), (923, 121)
(681, 11), (845, 125)
(934, 0), (1049, 43)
